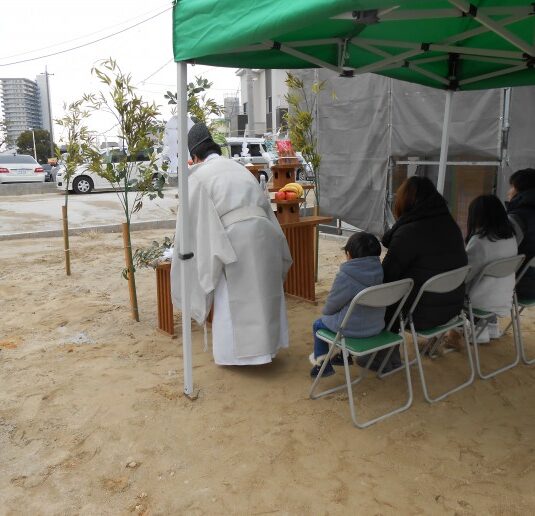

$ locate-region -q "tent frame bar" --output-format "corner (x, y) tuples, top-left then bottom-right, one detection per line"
(437, 90), (453, 194)
(448, 0), (535, 56)
(395, 160), (501, 166)
(460, 63), (528, 87)
(332, 6), (533, 21)
(176, 61), (194, 397)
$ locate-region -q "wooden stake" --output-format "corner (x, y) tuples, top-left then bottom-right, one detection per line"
(313, 204), (319, 282)
(122, 222), (140, 322)
(62, 205), (71, 276)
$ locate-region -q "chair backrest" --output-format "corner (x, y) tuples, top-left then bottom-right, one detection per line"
(407, 265), (471, 317)
(516, 255), (535, 284)
(340, 278), (414, 333)
(472, 255), (525, 288)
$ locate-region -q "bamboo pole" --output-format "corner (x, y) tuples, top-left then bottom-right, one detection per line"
(61, 205), (71, 276)
(122, 222), (140, 322)
(313, 204), (319, 282)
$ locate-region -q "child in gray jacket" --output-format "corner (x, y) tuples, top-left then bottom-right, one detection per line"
(310, 232), (385, 377)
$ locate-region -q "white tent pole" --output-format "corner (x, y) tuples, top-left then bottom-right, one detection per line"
(437, 90), (453, 194)
(176, 61), (194, 396)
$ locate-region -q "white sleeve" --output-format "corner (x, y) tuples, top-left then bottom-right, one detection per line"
(465, 236), (486, 288)
(171, 176), (237, 324)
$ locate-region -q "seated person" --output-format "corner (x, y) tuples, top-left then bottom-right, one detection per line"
(507, 168), (535, 299)
(309, 232), (385, 377)
(446, 195), (517, 348)
(373, 176), (467, 370)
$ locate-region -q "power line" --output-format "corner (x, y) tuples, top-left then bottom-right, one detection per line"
(138, 59), (174, 85)
(0, 2), (172, 61)
(0, 7), (172, 67)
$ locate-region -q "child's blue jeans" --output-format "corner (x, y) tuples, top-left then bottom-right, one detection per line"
(313, 318), (331, 360)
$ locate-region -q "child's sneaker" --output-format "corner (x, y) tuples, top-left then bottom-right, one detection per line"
(331, 352), (353, 366)
(488, 322), (502, 339)
(309, 352), (335, 377)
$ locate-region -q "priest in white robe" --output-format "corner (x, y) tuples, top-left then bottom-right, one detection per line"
(171, 123), (292, 366)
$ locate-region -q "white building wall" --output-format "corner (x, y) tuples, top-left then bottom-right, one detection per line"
(236, 68), (289, 136)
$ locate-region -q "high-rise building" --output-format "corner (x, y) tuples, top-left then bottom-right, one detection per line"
(35, 72), (53, 137)
(0, 75), (52, 146)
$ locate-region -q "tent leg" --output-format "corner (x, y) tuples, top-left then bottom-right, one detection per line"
(177, 61), (194, 397)
(437, 90), (453, 195)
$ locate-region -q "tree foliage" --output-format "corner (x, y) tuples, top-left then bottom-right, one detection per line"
(0, 118), (10, 151)
(55, 100), (93, 207)
(284, 73), (325, 205)
(16, 129), (56, 163)
(165, 75), (224, 125)
(83, 58), (167, 223)
(164, 76), (227, 146)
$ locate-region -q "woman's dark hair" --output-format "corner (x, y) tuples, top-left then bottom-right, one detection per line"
(343, 232), (381, 259)
(393, 176), (438, 219)
(191, 139), (222, 161)
(509, 168), (535, 193)
(466, 194), (514, 243)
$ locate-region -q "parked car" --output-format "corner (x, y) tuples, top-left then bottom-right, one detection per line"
(41, 164), (54, 182)
(0, 154), (45, 184)
(56, 148), (168, 194)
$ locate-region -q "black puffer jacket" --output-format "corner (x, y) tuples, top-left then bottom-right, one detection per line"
(507, 189), (535, 298)
(382, 192), (468, 330)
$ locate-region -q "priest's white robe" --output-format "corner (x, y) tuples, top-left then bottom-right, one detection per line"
(171, 155), (292, 364)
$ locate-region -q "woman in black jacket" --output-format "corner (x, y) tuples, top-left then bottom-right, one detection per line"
(507, 168), (535, 298)
(362, 176), (467, 371)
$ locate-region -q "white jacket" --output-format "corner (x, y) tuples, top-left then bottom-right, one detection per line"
(466, 235), (517, 316)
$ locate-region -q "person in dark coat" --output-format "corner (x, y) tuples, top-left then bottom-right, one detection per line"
(506, 168), (535, 299)
(361, 176), (467, 371)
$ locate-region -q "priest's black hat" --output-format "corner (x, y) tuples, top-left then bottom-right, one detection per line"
(188, 122), (213, 155)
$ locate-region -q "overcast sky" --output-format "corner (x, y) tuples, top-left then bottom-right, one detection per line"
(0, 0), (240, 143)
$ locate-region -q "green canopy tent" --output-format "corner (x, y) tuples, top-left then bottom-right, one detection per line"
(172, 0), (535, 395)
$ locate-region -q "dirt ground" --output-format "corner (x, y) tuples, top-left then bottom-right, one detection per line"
(1, 230), (535, 515)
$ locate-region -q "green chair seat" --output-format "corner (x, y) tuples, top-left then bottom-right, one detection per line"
(518, 297), (535, 308)
(316, 328), (403, 355)
(416, 316), (464, 338)
(470, 307), (494, 318)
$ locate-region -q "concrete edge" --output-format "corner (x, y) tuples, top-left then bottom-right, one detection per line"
(0, 219), (176, 241)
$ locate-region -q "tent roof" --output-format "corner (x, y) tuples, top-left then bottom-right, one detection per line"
(173, 0), (535, 91)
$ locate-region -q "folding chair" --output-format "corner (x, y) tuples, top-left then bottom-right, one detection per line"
(503, 256), (535, 365)
(406, 266), (475, 403)
(309, 278), (414, 429)
(466, 255), (525, 379)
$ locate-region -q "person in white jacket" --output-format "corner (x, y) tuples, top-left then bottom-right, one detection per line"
(171, 123), (292, 365)
(447, 195), (517, 348)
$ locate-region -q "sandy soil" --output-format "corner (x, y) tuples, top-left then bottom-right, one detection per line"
(1, 231), (535, 515)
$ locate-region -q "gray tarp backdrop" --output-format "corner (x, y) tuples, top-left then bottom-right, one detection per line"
(299, 69), (535, 234)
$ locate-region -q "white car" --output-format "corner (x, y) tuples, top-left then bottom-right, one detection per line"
(0, 154), (46, 184)
(56, 149), (168, 194)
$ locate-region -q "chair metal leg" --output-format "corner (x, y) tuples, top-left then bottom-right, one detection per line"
(470, 304), (520, 379)
(411, 318), (475, 403)
(502, 306), (525, 335)
(348, 338), (413, 429)
(513, 294), (535, 365)
(309, 340), (365, 399)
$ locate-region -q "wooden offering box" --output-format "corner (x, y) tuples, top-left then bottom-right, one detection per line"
(271, 162), (299, 190)
(156, 262), (174, 336)
(272, 198), (302, 224)
(281, 216), (332, 302)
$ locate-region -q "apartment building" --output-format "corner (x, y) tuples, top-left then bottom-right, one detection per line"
(0, 74), (53, 145)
